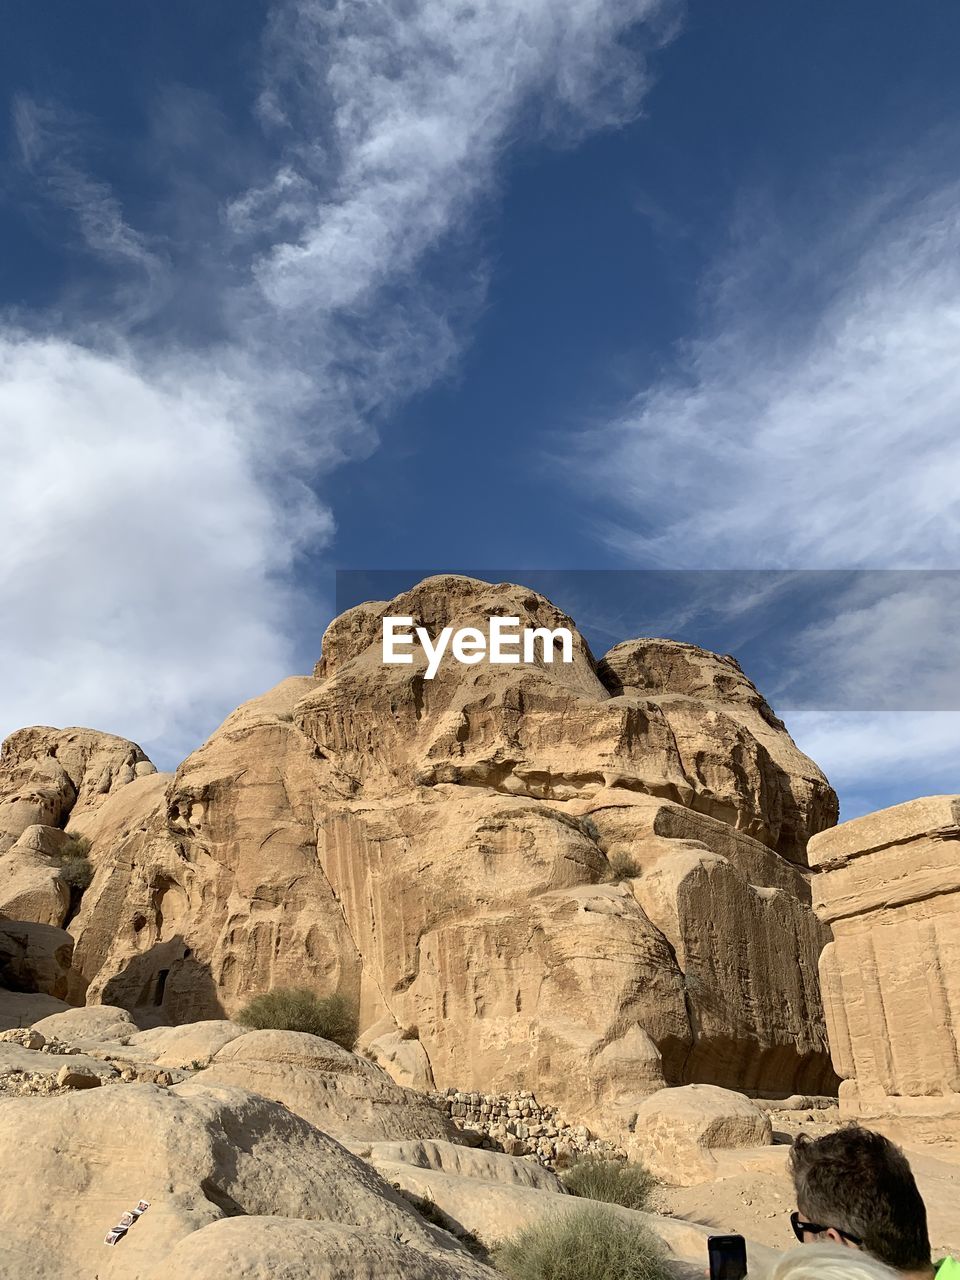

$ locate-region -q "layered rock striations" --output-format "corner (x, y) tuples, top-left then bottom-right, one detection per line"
(810, 796), (960, 1139)
(0, 576), (839, 1143)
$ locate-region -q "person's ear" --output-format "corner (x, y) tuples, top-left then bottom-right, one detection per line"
(823, 1229), (855, 1250)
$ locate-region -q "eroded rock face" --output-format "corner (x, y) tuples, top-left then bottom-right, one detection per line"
(809, 796), (960, 1140)
(0, 918), (76, 1001)
(0, 576), (838, 1144)
(598, 640), (837, 863)
(0, 726), (157, 855)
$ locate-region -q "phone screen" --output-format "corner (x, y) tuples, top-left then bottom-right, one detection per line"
(708, 1234), (748, 1280)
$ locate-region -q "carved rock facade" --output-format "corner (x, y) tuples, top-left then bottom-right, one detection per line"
(810, 796), (960, 1140)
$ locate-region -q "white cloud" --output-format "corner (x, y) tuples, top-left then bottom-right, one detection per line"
(1, 0), (679, 763)
(0, 335), (330, 766)
(788, 710), (960, 819)
(585, 180), (960, 570)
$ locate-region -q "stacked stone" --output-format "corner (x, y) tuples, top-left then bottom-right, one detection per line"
(429, 1087), (620, 1169)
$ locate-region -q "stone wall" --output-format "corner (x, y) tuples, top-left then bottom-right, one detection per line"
(429, 1087), (620, 1168)
(808, 796), (960, 1141)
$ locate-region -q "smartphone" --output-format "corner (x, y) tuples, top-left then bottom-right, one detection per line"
(708, 1234), (748, 1280)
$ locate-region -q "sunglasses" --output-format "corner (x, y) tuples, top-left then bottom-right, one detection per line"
(791, 1211), (863, 1247)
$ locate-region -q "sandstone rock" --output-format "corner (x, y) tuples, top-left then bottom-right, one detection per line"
(361, 1018), (436, 1091)
(367, 1138), (564, 1191)
(31, 1003), (142, 1049)
(201, 1029), (453, 1143)
(67, 678), (359, 1025)
(576, 796), (836, 1100)
(597, 640), (837, 863)
(0, 1080), (485, 1280)
(0, 825), (71, 926)
(1, 576), (837, 1148)
(0, 918), (78, 1001)
(626, 1084), (773, 1186)
(144, 1216), (496, 1280)
(809, 796), (960, 1140)
(121, 1018), (247, 1066)
(55, 1063), (101, 1089)
(0, 1026), (44, 1049)
(0, 726), (156, 857)
(0, 987), (69, 1030)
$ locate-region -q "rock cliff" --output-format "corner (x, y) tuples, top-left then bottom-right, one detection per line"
(0, 575), (839, 1142)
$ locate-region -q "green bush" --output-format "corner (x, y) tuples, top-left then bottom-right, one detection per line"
(606, 851), (640, 881)
(236, 988), (358, 1049)
(494, 1205), (670, 1280)
(560, 1156), (655, 1211)
(58, 856), (94, 892)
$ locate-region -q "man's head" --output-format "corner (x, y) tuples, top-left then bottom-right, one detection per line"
(789, 1127), (932, 1274)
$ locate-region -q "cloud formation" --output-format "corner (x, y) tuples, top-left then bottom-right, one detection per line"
(588, 180), (960, 569)
(0, 0), (677, 764)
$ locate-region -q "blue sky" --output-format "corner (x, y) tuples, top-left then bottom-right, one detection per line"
(2, 1), (959, 820)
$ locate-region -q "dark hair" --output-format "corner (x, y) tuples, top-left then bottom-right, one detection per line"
(789, 1127), (931, 1272)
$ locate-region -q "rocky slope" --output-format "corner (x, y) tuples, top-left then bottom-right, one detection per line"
(0, 575), (839, 1145)
(0, 1006), (781, 1280)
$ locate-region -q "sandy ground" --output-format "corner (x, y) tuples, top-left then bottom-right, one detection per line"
(652, 1110), (960, 1263)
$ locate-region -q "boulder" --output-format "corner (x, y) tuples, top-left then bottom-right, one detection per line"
(361, 1020), (436, 1091)
(626, 1084), (773, 1185)
(31, 1004), (142, 1049)
(121, 1019), (248, 1067)
(0, 919), (77, 1000)
(0, 987), (69, 1031)
(0, 1079), (486, 1280)
(0, 1026), (44, 1049)
(55, 1064), (102, 1089)
(200, 1029), (453, 1143)
(0, 825), (71, 926)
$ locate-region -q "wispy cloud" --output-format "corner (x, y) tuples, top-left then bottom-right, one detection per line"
(12, 96), (170, 325)
(0, 0), (679, 763)
(583, 177), (960, 569)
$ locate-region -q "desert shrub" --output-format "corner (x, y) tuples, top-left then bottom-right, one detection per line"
(494, 1205), (670, 1280)
(56, 837), (95, 925)
(606, 850), (640, 881)
(580, 815), (602, 844)
(561, 1155), (655, 1211)
(58, 855), (94, 892)
(236, 987), (358, 1049)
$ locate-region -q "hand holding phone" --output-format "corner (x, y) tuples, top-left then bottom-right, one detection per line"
(708, 1234), (748, 1280)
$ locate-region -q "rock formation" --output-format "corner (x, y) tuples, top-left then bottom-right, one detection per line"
(809, 796), (960, 1141)
(0, 575), (839, 1147)
(0, 1078), (492, 1280)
